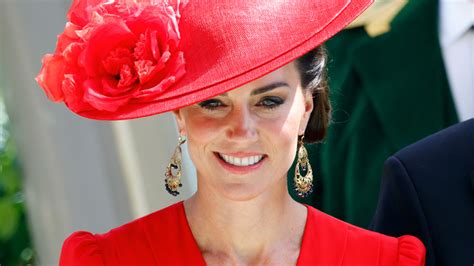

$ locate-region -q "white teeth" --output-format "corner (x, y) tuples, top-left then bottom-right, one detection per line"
(223, 154), (229, 162)
(249, 156), (255, 165)
(219, 153), (264, 167)
(252, 156), (259, 164)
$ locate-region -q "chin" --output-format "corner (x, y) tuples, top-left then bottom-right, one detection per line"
(217, 183), (268, 202)
(217, 179), (287, 202)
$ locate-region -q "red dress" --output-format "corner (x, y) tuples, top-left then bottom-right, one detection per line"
(60, 202), (425, 265)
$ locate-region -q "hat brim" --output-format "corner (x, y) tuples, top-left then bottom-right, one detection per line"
(78, 0), (373, 120)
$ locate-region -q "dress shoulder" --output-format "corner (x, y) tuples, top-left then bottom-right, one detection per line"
(58, 202), (203, 265)
(300, 205), (426, 265)
(59, 231), (104, 266)
(397, 235), (426, 266)
(342, 220), (426, 265)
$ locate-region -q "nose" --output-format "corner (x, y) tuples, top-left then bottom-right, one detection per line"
(225, 105), (258, 142)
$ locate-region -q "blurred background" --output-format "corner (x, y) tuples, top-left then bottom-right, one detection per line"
(0, 0), (472, 265)
(0, 0), (197, 264)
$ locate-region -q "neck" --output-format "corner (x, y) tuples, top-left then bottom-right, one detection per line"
(183, 177), (307, 264)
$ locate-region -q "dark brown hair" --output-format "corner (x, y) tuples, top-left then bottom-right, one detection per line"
(193, 46), (330, 143)
(296, 46), (331, 144)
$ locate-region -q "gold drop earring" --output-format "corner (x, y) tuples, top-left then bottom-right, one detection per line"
(165, 135), (186, 196)
(294, 135), (313, 197)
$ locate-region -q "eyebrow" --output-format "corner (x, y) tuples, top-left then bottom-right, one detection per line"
(220, 82), (289, 97)
(251, 82), (289, 95)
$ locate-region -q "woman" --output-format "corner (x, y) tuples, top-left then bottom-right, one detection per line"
(36, 0), (425, 265)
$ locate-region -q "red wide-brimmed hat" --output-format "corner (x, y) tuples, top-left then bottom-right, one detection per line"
(36, 0), (373, 120)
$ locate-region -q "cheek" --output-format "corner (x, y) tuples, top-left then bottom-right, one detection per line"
(260, 115), (299, 141)
(259, 107), (303, 165)
(267, 97), (306, 161)
(264, 99), (306, 140)
(181, 111), (225, 162)
(185, 115), (222, 142)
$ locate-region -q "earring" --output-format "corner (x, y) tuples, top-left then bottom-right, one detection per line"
(294, 135), (313, 197)
(165, 135), (186, 196)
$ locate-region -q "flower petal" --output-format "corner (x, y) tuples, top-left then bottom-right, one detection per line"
(67, 0), (105, 27)
(83, 78), (136, 112)
(56, 22), (82, 54)
(135, 52), (186, 100)
(81, 19), (137, 77)
(37, 0), (188, 115)
(101, 75), (136, 96)
(62, 42), (84, 68)
(35, 54), (66, 101)
(139, 51), (184, 91)
(62, 74), (93, 113)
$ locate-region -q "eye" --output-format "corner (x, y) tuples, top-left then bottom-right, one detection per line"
(257, 96), (284, 109)
(198, 99), (225, 110)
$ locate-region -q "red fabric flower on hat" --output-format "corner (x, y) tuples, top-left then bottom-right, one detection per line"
(36, 0), (187, 113)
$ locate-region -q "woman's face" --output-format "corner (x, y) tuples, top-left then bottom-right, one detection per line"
(173, 62), (313, 201)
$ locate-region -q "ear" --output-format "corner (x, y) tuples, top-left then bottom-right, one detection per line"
(172, 109), (186, 136)
(298, 89), (314, 135)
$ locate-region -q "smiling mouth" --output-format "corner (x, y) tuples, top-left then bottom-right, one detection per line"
(216, 153), (265, 167)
